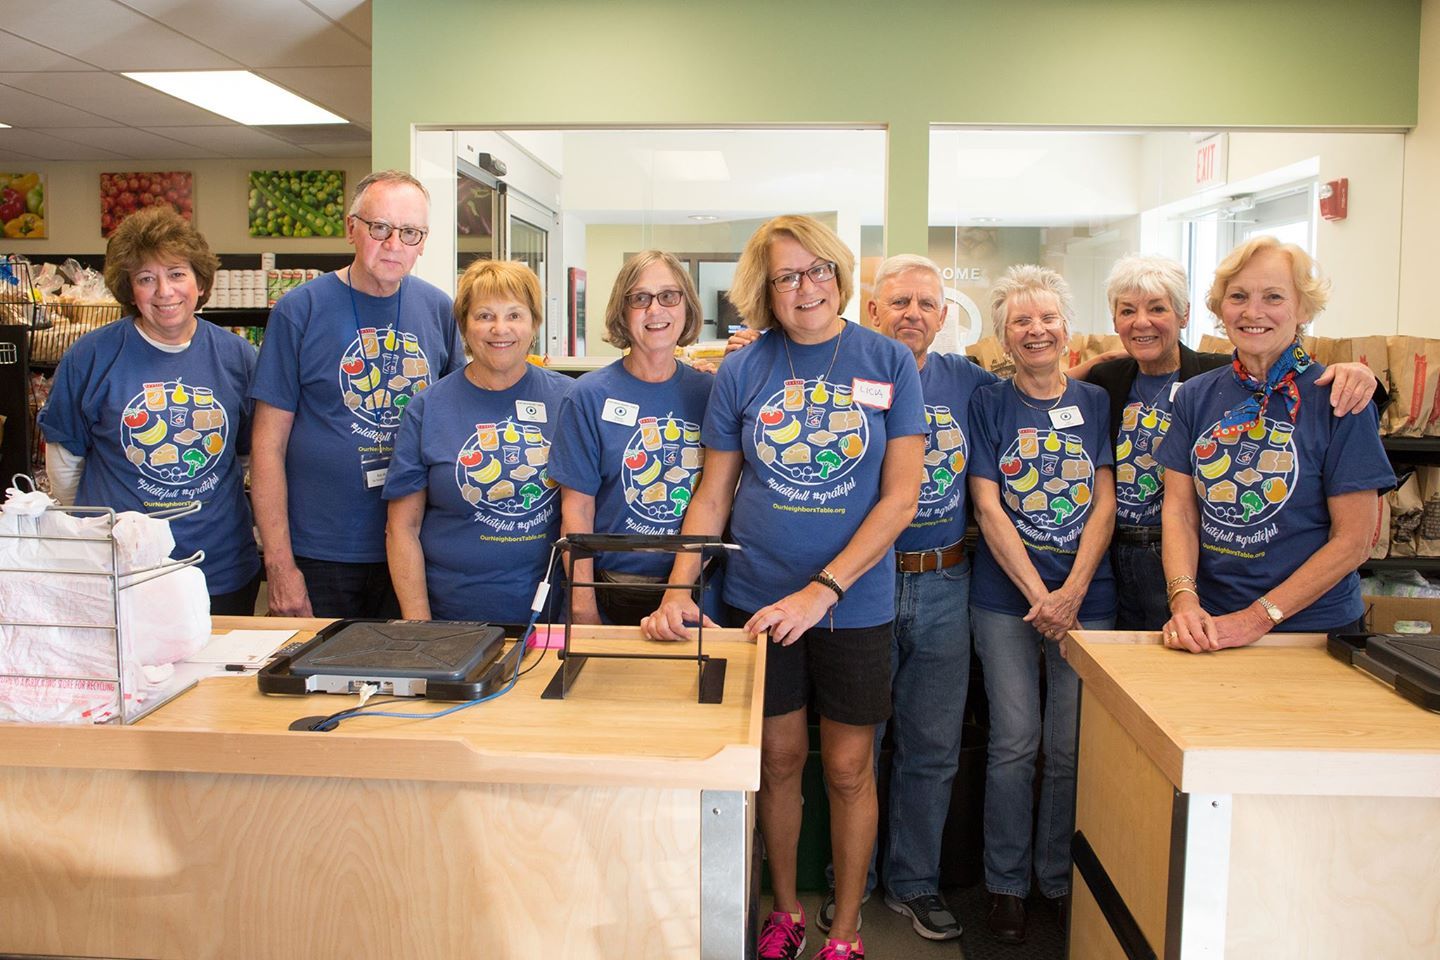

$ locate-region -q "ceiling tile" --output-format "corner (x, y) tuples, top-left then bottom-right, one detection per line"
(303, 0), (371, 45)
(141, 125), (320, 158)
(42, 127), (224, 159)
(0, 127), (127, 161)
(0, 0), (239, 70)
(0, 28), (102, 70)
(257, 66), (371, 124)
(287, 139), (371, 158)
(117, 0), (370, 67)
(0, 140), (44, 164)
(0, 72), (230, 126)
(0, 81), (123, 128)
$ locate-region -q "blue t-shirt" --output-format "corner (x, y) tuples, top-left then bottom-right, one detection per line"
(38, 318), (260, 593)
(1114, 371), (1180, 526)
(705, 324), (926, 628)
(896, 353), (999, 553)
(548, 359), (714, 578)
(1155, 363), (1395, 630)
(382, 364), (573, 623)
(968, 377), (1117, 619)
(249, 272), (464, 563)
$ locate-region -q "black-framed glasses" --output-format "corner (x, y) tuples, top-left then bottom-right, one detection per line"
(351, 214), (428, 246)
(770, 261), (837, 292)
(624, 289), (685, 310)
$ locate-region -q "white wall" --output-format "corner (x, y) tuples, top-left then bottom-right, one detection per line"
(5, 156), (372, 257)
(1137, 130), (1405, 337)
(1399, 0), (1440, 336)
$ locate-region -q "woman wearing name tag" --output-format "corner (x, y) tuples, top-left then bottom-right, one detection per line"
(383, 260), (572, 624)
(642, 215), (925, 960)
(549, 251), (713, 626)
(966, 265), (1116, 944)
(1156, 237), (1393, 653)
(39, 206), (261, 614)
(1083, 254), (1380, 630)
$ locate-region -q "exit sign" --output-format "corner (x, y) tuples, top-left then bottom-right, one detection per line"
(1194, 133), (1228, 191)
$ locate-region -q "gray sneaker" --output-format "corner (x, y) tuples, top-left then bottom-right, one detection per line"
(816, 889), (869, 933)
(885, 893), (961, 941)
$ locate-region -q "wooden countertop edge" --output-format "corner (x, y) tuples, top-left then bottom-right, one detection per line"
(1070, 631), (1440, 798)
(0, 725), (762, 791)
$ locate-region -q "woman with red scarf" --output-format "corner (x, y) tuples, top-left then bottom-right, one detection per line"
(1156, 237), (1394, 651)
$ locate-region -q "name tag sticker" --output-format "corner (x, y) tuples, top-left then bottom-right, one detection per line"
(602, 398), (639, 427)
(516, 399), (547, 423)
(851, 378), (894, 409)
(1170, 382), (1182, 402)
(1050, 405), (1084, 429)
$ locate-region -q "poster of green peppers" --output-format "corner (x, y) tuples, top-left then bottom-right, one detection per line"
(1, 172), (46, 239)
(248, 170), (346, 238)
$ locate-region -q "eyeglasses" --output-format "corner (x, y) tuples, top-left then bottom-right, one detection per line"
(351, 214), (428, 246)
(624, 289), (685, 310)
(770, 261), (837, 292)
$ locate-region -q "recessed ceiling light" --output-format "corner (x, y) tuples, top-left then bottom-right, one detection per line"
(122, 71), (345, 125)
(972, 217), (1001, 224)
(689, 215), (719, 222)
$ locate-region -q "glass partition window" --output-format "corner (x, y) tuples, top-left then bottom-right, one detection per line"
(928, 127), (1404, 347)
(423, 127), (886, 359)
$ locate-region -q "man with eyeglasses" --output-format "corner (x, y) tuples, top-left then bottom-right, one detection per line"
(726, 254), (986, 942)
(250, 170), (465, 618)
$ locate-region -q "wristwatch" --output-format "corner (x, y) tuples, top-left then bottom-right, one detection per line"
(1256, 595), (1284, 625)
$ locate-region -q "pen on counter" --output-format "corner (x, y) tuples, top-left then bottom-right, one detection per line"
(224, 664), (250, 672)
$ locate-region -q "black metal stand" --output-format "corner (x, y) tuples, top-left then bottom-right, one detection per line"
(541, 534), (733, 703)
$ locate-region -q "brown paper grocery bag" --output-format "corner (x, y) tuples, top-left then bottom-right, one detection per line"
(1424, 341), (1440, 437)
(1385, 337), (1437, 436)
(1346, 335), (1393, 431)
(1370, 489), (1391, 559)
(1388, 471), (1424, 557)
(965, 337), (1015, 379)
(1198, 334), (1233, 356)
(1086, 334), (1123, 361)
(1418, 466), (1440, 557)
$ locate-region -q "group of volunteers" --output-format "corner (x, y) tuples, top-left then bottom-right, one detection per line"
(39, 168), (1394, 960)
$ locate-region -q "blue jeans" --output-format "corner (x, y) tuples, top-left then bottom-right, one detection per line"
(879, 558), (972, 900)
(970, 605), (1115, 899)
(1112, 540), (1169, 631)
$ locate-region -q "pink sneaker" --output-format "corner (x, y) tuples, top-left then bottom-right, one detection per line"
(758, 908), (806, 960)
(812, 936), (865, 959)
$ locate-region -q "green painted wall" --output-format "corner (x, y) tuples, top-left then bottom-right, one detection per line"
(373, 0), (1420, 255)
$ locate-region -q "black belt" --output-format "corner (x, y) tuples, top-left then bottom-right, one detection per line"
(1115, 525), (1162, 546)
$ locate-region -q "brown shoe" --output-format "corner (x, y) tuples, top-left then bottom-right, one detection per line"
(987, 893), (1027, 944)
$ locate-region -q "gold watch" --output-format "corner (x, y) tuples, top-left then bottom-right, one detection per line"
(1256, 595), (1284, 625)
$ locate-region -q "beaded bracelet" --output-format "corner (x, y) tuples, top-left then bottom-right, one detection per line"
(810, 568), (845, 603)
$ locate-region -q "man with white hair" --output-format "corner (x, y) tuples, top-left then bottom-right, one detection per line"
(250, 170), (465, 618)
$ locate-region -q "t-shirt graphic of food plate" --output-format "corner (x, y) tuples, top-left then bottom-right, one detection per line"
(455, 419), (558, 516)
(338, 326), (431, 428)
(623, 415), (703, 520)
(1114, 401), (1170, 509)
(1190, 416), (1297, 527)
(121, 380), (228, 484)
(998, 427), (1093, 529)
(754, 378), (868, 486)
(920, 404), (966, 505)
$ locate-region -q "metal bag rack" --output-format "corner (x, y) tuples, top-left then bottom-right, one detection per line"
(0, 476), (205, 724)
(544, 533), (734, 704)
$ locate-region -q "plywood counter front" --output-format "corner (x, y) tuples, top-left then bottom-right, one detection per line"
(1065, 631), (1440, 960)
(0, 618), (764, 960)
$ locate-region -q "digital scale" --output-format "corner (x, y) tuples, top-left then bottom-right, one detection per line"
(258, 619), (513, 700)
(1328, 633), (1440, 712)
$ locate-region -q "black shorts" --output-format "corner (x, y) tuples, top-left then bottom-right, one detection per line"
(727, 606), (892, 726)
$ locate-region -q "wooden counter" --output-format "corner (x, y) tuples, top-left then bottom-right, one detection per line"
(1066, 631), (1440, 960)
(0, 618), (764, 959)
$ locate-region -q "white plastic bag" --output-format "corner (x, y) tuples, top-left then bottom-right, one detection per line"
(0, 484), (211, 723)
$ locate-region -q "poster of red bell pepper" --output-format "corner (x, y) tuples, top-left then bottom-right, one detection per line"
(1, 172), (46, 239)
(100, 171), (193, 237)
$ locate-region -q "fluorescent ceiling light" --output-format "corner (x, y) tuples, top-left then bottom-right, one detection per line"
(0, 122), (11, 129)
(122, 71), (345, 125)
(689, 214), (719, 222)
(652, 150), (730, 182)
